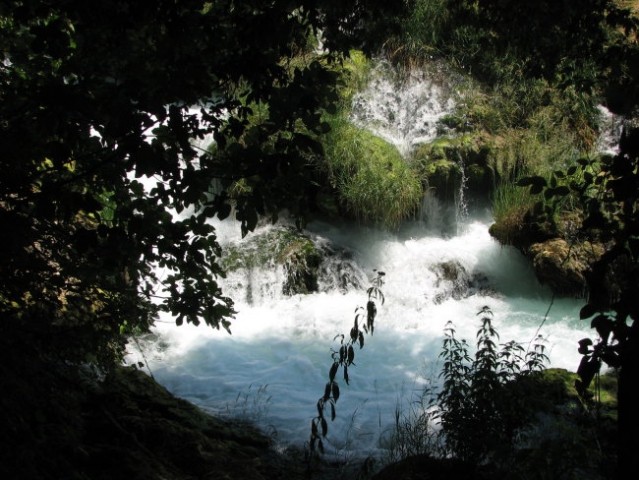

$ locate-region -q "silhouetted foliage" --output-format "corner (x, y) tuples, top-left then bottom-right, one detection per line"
(0, 3), (407, 476)
(308, 270), (384, 458)
(0, 0), (406, 366)
(435, 307), (548, 464)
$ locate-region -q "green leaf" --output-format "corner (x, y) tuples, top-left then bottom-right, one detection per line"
(544, 187), (556, 200)
(530, 182), (545, 195)
(350, 326), (358, 342)
(347, 345), (355, 365)
(591, 315), (613, 344)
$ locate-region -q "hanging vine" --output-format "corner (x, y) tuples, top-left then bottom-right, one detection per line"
(308, 270), (385, 456)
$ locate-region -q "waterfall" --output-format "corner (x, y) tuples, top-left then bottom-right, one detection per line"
(350, 59), (457, 157)
(596, 104), (624, 155)
(454, 154), (469, 230)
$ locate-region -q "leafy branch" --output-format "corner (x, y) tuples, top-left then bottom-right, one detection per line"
(308, 270), (385, 456)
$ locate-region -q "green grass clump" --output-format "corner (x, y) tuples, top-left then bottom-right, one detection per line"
(323, 115), (422, 229)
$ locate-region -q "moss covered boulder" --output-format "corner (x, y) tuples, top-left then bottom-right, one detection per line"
(412, 134), (495, 204)
(529, 238), (605, 297)
(222, 226), (322, 296)
(323, 118), (423, 229)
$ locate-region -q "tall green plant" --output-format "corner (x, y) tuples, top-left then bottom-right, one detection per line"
(436, 307), (548, 464)
(518, 125), (639, 476)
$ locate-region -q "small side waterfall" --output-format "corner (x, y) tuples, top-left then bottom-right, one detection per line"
(350, 59), (457, 157)
(454, 154), (469, 230)
(596, 104), (624, 155)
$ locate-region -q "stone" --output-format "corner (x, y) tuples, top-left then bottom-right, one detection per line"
(529, 238), (605, 297)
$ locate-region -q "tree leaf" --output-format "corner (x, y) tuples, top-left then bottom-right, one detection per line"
(579, 304), (597, 319)
(347, 345), (355, 365)
(329, 362), (338, 382)
(332, 382), (340, 402)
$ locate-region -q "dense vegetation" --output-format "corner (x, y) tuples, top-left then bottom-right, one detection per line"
(1, 0), (638, 478)
(0, 1), (407, 477)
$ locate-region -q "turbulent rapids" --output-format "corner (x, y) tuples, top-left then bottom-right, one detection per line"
(128, 215), (589, 458)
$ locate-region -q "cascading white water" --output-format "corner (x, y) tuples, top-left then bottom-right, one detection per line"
(350, 59), (457, 157)
(128, 216), (591, 459)
(596, 104), (624, 155)
(127, 60), (596, 461)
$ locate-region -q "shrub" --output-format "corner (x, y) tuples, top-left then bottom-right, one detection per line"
(435, 307), (548, 464)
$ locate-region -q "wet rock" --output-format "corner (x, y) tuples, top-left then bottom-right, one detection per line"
(221, 226), (322, 296)
(221, 226), (365, 297)
(430, 261), (493, 304)
(529, 238), (605, 297)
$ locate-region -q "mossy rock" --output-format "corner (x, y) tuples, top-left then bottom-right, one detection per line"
(529, 238), (605, 297)
(222, 226), (322, 295)
(412, 134), (497, 203)
(423, 159), (461, 202)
